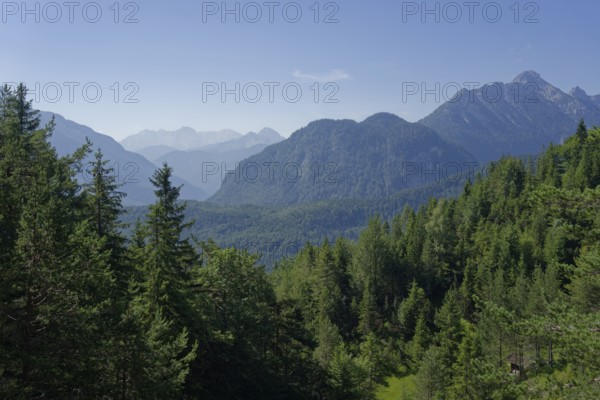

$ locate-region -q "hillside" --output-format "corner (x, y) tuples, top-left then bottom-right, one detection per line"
(41, 112), (208, 205)
(123, 175), (466, 268)
(420, 71), (600, 162)
(151, 128), (284, 196)
(210, 113), (476, 206)
(3, 84), (599, 400)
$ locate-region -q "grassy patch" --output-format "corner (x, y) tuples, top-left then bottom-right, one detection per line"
(376, 375), (417, 400)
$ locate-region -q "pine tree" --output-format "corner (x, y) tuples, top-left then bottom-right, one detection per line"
(447, 320), (481, 400)
(315, 238), (344, 324)
(352, 217), (393, 335)
(576, 118), (588, 147)
(0, 84), (113, 397)
(135, 163), (199, 324)
(81, 149), (133, 297)
(397, 281), (431, 342)
(65, 219), (119, 396)
(327, 344), (371, 400)
(405, 207), (427, 277)
(569, 247), (600, 313)
(358, 280), (378, 337)
(357, 332), (388, 392)
(415, 346), (445, 400)
(132, 307), (197, 392)
(195, 246), (280, 398)
(409, 315), (431, 371)
(332, 237), (354, 336)
(128, 163), (199, 397)
(314, 316), (342, 368)
(434, 288), (464, 389)
(0, 84), (48, 265)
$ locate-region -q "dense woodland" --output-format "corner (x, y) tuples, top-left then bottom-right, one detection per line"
(124, 177), (465, 269)
(1, 84), (599, 399)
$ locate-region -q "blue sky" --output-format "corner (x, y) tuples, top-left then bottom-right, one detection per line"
(2, 0), (599, 140)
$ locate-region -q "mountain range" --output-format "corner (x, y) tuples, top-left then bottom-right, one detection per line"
(42, 115), (284, 203)
(209, 113), (476, 206)
(420, 70), (600, 162)
(45, 71), (600, 207)
(41, 112), (209, 205)
(150, 128), (284, 195)
(120, 127), (242, 154)
(209, 71), (600, 206)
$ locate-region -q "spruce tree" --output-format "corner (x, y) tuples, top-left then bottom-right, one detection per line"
(447, 320), (481, 400)
(128, 163), (199, 397)
(0, 84), (112, 397)
(576, 118), (588, 147)
(135, 163), (198, 324)
(397, 281), (431, 342)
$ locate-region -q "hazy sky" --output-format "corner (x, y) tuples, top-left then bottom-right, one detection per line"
(2, 0), (599, 140)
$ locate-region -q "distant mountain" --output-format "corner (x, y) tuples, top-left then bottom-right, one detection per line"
(197, 128), (283, 152)
(420, 71), (600, 162)
(570, 86), (600, 109)
(147, 127), (283, 196)
(209, 113), (476, 206)
(155, 143), (274, 196)
(120, 127), (242, 152)
(136, 144), (178, 160)
(41, 112), (209, 205)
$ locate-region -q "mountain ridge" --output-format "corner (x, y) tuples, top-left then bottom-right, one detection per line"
(120, 127), (243, 152)
(209, 112), (476, 206)
(420, 71), (600, 162)
(41, 112), (209, 205)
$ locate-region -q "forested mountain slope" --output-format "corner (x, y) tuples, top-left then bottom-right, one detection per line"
(270, 119), (600, 399)
(1, 85), (598, 399)
(123, 175), (466, 268)
(211, 113), (475, 206)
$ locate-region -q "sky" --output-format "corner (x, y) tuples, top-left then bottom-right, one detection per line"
(1, 0), (600, 140)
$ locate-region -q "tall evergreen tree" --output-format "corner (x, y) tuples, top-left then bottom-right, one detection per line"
(0, 84), (112, 397)
(397, 281), (431, 342)
(135, 163), (198, 324)
(128, 163), (199, 398)
(576, 118), (588, 147)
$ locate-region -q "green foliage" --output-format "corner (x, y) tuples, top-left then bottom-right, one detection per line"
(2, 88), (600, 399)
(568, 247), (600, 313)
(123, 176), (466, 270)
(414, 346), (446, 400)
(327, 344), (371, 400)
(397, 281), (431, 342)
(375, 375), (416, 400)
(447, 320), (481, 400)
(270, 122), (600, 399)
